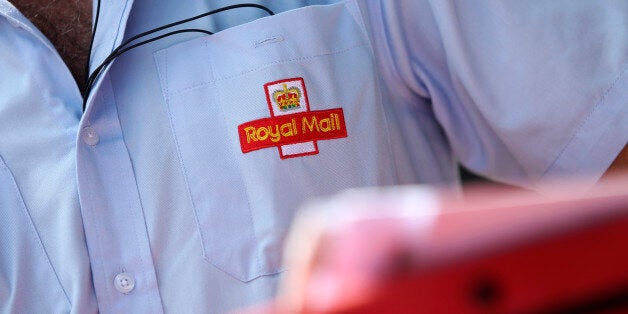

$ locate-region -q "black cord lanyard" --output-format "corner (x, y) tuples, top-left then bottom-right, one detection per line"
(83, 2), (275, 111)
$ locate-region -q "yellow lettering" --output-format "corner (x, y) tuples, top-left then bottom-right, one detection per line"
(302, 116), (319, 133)
(319, 118), (332, 132)
(335, 114), (341, 130)
(245, 127), (257, 143)
(257, 127), (269, 141)
(292, 118), (298, 135)
(280, 122), (294, 137)
(268, 125), (281, 143)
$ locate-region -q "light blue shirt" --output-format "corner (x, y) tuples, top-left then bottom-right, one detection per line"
(0, 0), (626, 312)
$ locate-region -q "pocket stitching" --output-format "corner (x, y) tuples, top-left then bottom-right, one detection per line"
(169, 42), (369, 97)
(157, 47), (213, 270)
(204, 39), (269, 280)
(157, 44), (269, 281)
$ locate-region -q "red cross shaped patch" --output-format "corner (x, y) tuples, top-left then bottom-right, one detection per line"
(238, 77), (348, 159)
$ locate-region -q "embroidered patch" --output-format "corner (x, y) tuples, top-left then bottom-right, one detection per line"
(238, 77), (347, 159)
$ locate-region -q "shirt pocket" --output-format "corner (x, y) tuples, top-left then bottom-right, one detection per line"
(0, 156), (70, 312)
(154, 0), (398, 282)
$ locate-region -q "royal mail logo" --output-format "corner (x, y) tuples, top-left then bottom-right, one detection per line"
(238, 77), (348, 159)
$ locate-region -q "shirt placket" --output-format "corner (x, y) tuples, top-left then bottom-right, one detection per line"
(77, 0), (164, 312)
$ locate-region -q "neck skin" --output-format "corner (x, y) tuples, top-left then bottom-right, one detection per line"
(10, 0), (92, 92)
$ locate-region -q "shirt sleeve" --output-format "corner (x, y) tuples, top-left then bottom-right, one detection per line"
(364, 0), (628, 189)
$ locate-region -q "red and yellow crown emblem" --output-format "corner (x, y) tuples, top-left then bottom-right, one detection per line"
(273, 83), (301, 111)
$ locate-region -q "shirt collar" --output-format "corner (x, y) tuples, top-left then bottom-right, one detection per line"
(0, 0), (58, 53)
(89, 0), (136, 72)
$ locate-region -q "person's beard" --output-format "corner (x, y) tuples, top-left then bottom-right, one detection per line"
(10, 0), (92, 91)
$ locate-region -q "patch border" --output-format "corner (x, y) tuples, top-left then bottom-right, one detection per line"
(239, 77), (348, 160)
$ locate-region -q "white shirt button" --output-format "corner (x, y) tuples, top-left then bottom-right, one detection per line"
(114, 273), (135, 294)
(81, 126), (100, 146)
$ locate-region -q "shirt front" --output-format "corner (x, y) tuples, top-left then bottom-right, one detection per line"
(0, 1), (96, 312)
(1, 0), (626, 313)
(80, 1), (421, 312)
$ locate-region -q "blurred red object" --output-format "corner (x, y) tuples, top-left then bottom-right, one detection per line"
(241, 174), (628, 314)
